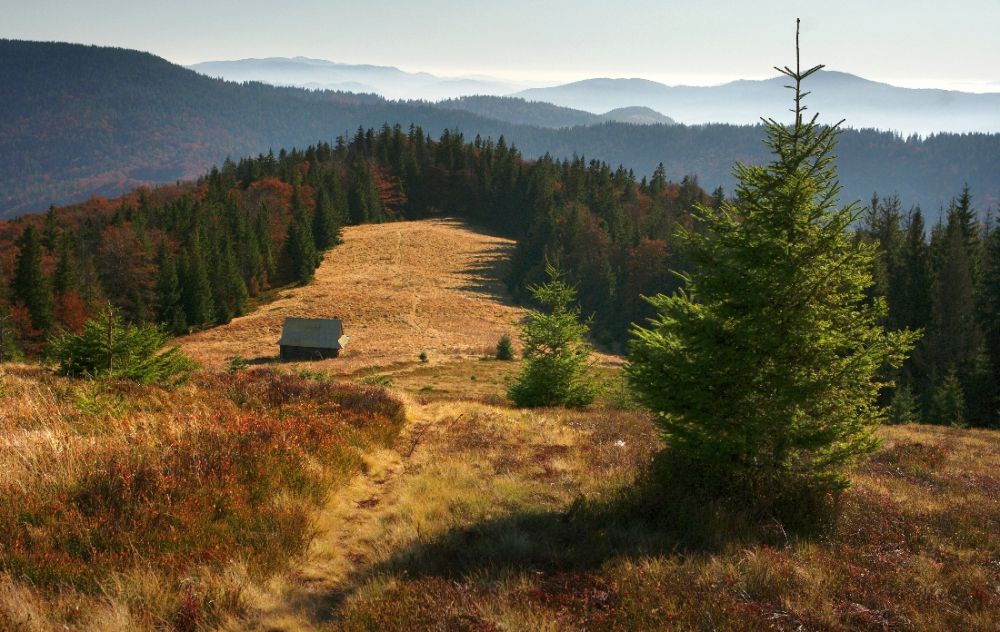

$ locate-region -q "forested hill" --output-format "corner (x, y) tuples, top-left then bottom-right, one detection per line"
(3, 39), (1000, 218)
(3, 125), (999, 427)
(435, 96), (677, 128)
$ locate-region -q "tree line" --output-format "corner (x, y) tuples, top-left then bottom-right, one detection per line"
(861, 188), (1000, 427)
(1, 122), (996, 426)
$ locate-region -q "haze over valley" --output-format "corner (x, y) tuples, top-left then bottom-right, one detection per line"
(190, 56), (1000, 136)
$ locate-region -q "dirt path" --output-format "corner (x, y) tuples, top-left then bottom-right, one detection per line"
(236, 401), (458, 631)
(179, 219), (525, 375)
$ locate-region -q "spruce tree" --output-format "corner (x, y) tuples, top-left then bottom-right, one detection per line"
(508, 264), (596, 408)
(312, 186), (341, 251)
(41, 206), (60, 253)
(627, 23), (917, 499)
(212, 237), (248, 324)
(52, 232), (78, 297)
(180, 234), (215, 329)
(887, 383), (921, 425)
(154, 242), (187, 333)
(927, 206), (985, 418)
(10, 224), (54, 333)
(933, 368), (967, 427)
(255, 203), (277, 286)
(50, 306), (195, 385)
(980, 220), (1000, 425)
(282, 214), (318, 285)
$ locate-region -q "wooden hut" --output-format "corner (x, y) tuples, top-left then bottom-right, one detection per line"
(277, 318), (349, 360)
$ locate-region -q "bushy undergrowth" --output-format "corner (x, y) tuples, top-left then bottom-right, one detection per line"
(0, 367), (404, 630)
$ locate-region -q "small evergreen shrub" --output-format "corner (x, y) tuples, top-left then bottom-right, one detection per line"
(419, 351), (429, 363)
(495, 333), (515, 361)
(50, 308), (196, 385)
(227, 355), (249, 373)
(887, 383), (921, 425)
(933, 368), (966, 427)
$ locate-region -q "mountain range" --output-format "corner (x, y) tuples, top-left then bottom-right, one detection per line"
(187, 57), (525, 101)
(189, 57), (1000, 136)
(517, 72), (1000, 135)
(2, 40), (999, 218)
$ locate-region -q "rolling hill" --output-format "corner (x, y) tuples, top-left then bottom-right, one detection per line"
(517, 70), (1000, 135)
(434, 96), (676, 128)
(3, 39), (1000, 218)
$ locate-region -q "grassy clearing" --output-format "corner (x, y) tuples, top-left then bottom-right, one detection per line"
(178, 219), (529, 374)
(228, 374), (998, 631)
(0, 366), (405, 631)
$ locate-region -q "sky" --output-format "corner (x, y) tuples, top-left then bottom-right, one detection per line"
(4, 0), (1000, 91)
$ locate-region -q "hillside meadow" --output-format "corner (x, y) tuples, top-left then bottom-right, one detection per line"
(1, 219), (998, 630)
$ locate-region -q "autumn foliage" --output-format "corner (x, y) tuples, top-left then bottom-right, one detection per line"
(0, 367), (405, 628)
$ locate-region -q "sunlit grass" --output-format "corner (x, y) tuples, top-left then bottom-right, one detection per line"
(0, 366), (405, 631)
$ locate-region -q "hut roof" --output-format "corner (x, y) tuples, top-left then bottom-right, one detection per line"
(277, 318), (349, 350)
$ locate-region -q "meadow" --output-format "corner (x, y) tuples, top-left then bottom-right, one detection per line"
(2, 219), (998, 631)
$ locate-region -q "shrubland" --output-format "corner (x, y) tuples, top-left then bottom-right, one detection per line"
(0, 366), (404, 630)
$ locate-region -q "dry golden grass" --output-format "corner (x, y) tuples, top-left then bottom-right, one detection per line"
(179, 219), (529, 374)
(0, 366), (405, 631)
(224, 374), (1000, 631)
(239, 396), (659, 631)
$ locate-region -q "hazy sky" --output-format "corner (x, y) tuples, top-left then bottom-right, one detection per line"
(4, 0), (1000, 91)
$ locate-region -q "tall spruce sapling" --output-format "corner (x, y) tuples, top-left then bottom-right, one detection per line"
(508, 263), (596, 408)
(627, 20), (918, 501)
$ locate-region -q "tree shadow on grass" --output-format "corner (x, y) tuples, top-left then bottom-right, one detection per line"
(333, 457), (836, 611)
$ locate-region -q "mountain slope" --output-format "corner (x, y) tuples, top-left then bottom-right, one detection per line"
(3, 40), (999, 218)
(517, 70), (1000, 134)
(0, 40), (523, 217)
(179, 219), (529, 372)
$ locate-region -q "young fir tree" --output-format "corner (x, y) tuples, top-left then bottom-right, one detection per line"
(887, 383), (921, 425)
(933, 367), (967, 427)
(50, 306), (195, 385)
(627, 22), (917, 499)
(495, 333), (516, 361)
(10, 224), (54, 333)
(507, 263), (596, 408)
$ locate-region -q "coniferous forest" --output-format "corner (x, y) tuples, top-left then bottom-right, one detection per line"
(1, 123), (998, 427)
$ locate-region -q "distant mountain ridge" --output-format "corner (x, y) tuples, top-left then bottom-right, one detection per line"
(187, 57), (522, 100)
(2, 40), (999, 218)
(188, 56), (1000, 136)
(435, 96), (676, 128)
(517, 71), (1000, 135)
